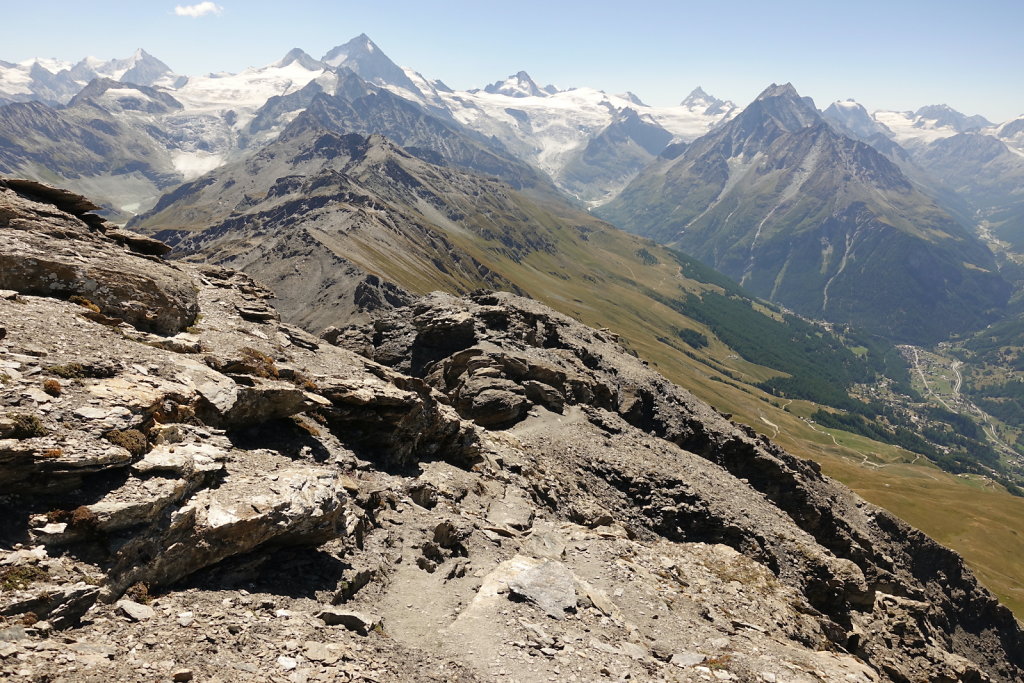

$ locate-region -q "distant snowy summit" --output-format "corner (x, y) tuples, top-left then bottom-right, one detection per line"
(477, 71), (559, 98)
(680, 86), (736, 116)
(0, 49), (182, 105)
(821, 97), (1019, 152)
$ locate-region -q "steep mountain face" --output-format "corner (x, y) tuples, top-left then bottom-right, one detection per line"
(2, 180), (1023, 681)
(822, 100), (896, 149)
(279, 70), (552, 193)
(128, 129), (528, 331)
(556, 107), (674, 202)
(996, 115), (1024, 151)
(433, 83), (734, 203)
(322, 33), (424, 99)
(915, 133), (1024, 246)
(821, 100), (979, 225)
(0, 49), (182, 105)
(599, 84), (1010, 343)
(68, 78), (184, 114)
(0, 97), (186, 219)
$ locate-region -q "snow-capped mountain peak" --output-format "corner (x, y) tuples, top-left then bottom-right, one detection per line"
(274, 48), (324, 71)
(872, 104), (994, 148)
(913, 104), (991, 132)
(482, 71), (547, 98)
(0, 49), (181, 104)
(822, 99), (891, 140)
(618, 91), (648, 107)
(320, 33), (421, 97)
(321, 33), (375, 67)
(680, 86), (735, 116)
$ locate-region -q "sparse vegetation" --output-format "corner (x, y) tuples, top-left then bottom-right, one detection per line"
(124, 582), (151, 604)
(185, 313), (205, 334)
(634, 247), (658, 265)
(49, 363), (88, 379)
(6, 412), (48, 438)
(0, 565), (49, 592)
(105, 428), (149, 457)
(48, 506), (100, 532)
(219, 347), (280, 379)
(705, 654), (733, 670)
(48, 361), (116, 379)
(68, 295), (101, 313)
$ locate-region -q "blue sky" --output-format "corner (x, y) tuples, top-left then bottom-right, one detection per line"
(2, 0), (1021, 121)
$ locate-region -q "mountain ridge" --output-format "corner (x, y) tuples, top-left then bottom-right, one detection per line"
(598, 83), (1010, 343)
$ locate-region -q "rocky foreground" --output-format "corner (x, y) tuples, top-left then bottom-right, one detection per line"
(0, 178), (1022, 682)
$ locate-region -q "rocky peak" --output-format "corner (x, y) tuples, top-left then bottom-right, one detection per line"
(116, 48), (178, 86)
(746, 82), (821, 131)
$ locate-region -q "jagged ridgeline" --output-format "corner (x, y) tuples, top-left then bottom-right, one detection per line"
(2, 180), (1023, 681)
(599, 83), (1011, 345)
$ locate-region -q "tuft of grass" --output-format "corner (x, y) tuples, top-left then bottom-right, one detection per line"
(240, 347), (279, 378)
(0, 565), (49, 592)
(6, 412), (48, 438)
(68, 295), (101, 313)
(124, 582), (151, 604)
(219, 347), (280, 379)
(49, 363), (87, 379)
(48, 506), (100, 532)
(104, 429), (149, 457)
(705, 654), (733, 671)
(42, 379), (62, 397)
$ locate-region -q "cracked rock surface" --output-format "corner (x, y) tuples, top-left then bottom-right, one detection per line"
(0, 181), (1021, 681)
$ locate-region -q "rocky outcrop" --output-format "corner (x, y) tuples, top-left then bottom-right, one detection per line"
(336, 290), (1024, 681)
(0, 179), (198, 334)
(1, 182), (1021, 681)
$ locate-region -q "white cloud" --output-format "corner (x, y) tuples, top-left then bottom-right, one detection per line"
(174, 2), (223, 18)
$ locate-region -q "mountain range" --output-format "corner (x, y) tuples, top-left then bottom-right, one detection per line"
(599, 83), (1011, 343)
(4, 32), (1024, 674)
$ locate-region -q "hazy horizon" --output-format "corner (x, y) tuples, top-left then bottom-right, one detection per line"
(2, 0), (1021, 121)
